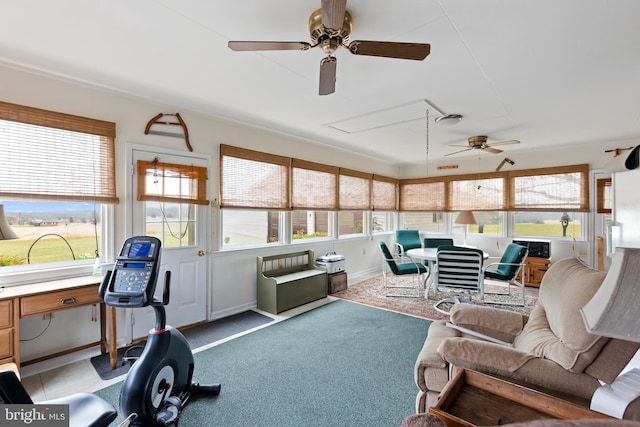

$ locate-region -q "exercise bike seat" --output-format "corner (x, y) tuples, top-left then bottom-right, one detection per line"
(0, 370), (117, 427)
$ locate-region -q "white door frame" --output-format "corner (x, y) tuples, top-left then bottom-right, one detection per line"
(124, 142), (212, 343)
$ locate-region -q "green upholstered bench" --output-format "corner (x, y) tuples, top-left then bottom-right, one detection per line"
(257, 250), (328, 314)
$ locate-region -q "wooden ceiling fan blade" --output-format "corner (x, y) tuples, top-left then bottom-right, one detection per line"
(228, 41), (313, 51)
(445, 148), (472, 157)
(319, 56), (337, 95)
(487, 139), (520, 147)
(347, 40), (430, 60)
(483, 147), (503, 154)
(321, 0), (347, 31)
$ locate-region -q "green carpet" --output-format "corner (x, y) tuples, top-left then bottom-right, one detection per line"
(95, 299), (431, 426)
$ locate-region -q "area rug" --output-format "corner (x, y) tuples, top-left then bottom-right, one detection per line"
(90, 310), (273, 380)
(333, 275), (538, 321)
(95, 299), (431, 427)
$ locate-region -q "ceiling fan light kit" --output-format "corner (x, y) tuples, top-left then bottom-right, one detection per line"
(435, 114), (463, 126)
(228, 0), (431, 95)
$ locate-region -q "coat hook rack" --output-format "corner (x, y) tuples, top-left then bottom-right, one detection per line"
(605, 146), (633, 157)
(144, 113), (193, 152)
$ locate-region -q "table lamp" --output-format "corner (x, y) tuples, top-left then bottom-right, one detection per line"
(454, 210), (476, 246)
(580, 247), (640, 419)
(0, 204), (18, 240)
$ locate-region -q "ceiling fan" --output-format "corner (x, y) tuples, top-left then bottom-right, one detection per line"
(445, 136), (520, 156)
(227, 0), (431, 95)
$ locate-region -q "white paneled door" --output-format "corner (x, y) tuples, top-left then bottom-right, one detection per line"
(129, 147), (210, 341)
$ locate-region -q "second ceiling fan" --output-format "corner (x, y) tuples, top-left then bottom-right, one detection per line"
(445, 136), (520, 156)
(228, 0), (431, 95)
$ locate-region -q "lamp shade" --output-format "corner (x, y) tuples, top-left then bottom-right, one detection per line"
(454, 210), (477, 225)
(580, 247), (640, 342)
(0, 205), (18, 240)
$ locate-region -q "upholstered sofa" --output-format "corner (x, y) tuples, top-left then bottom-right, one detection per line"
(414, 256), (640, 413)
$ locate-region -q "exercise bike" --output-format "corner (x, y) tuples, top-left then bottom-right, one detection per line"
(99, 236), (221, 426)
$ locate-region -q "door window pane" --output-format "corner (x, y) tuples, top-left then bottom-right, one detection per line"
(145, 202), (197, 248)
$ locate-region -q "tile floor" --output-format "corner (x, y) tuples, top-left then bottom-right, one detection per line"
(18, 298), (335, 401)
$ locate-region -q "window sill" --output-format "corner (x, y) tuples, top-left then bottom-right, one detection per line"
(0, 264), (95, 288)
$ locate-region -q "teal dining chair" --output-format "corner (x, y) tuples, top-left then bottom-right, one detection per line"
(395, 229), (422, 259)
(379, 241), (427, 298)
(483, 243), (529, 306)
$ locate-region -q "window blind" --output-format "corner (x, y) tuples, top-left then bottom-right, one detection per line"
(137, 160), (209, 205)
(449, 174), (506, 211)
(0, 101), (118, 204)
(339, 168), (372, 210)
(399, 178), (445, 211)
(292, 158), (339, 210)
(219, 144), (290, 209)
(509, 164), (589, 211)
(399, 165), (588, 212)
(372, 174), (398, 211)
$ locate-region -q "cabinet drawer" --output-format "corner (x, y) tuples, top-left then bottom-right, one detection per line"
(0, 300), (12, 328)
(20, 285), (101, 317)
(0, 328), (13, 360)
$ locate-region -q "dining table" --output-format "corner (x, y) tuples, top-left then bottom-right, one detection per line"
(406, 247), (490, 298)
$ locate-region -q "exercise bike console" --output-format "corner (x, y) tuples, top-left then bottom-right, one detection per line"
(101, 236), (161, 307)
(100, 236), (220, 426)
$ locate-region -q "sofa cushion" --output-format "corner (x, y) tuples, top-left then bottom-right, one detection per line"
(513, 257), (608, 373)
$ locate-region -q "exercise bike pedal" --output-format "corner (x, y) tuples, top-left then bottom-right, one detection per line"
(155, 396), (182, 425)
(192, 382), (221, 395)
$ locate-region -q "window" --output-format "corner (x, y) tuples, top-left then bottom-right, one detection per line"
(0, 101), (117, 277)
(219, 145), (289, 248)
(0, 201), (103, 266)
(338, 168), (370, 237)
(398, 164), (588, 213)
(399, 178), (445, 211)
(514, 211), (583, 239)
(403, 212), (444, 232)
(449, 175), (505, 211)
(292, 210), (330, 240)
(221, 210), (282, 247)
(452, 211), (505, 237)
(372, 175), (398, 211)
(292, 159), (338, 210)
(137, 160), (208, 248)
(338, 211), (365, 237)
(509, 166), (589, 211)
(372, 211), (394, 233)
(219, 145), (289, 210)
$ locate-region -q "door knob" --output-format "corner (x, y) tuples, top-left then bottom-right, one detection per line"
(198, 250), (206, 257)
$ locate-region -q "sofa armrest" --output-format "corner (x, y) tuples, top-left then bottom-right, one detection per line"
(449, 303), (528, 343)
(438, 337), (602, 400)
(415, 321), (458, 393)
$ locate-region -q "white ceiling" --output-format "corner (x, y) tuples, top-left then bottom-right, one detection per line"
(1, 0), (639, 166)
